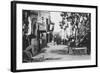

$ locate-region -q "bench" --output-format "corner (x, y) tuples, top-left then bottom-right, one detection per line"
(68, 47), (87, 55)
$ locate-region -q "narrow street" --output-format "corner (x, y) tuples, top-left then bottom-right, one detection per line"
(22, 10), (91, 63)
(32, 42), (90, 62)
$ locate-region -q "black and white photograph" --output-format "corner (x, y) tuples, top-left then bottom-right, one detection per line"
(22, 10), (91, 63)
(11, 1), (97, 72)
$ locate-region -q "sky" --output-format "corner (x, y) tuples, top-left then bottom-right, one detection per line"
(50, 12), (62, 33)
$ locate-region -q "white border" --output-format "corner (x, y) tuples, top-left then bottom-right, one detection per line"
(16, 3), (96, 70)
